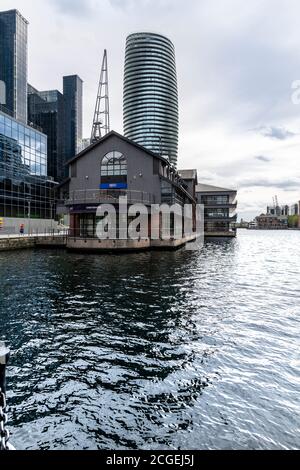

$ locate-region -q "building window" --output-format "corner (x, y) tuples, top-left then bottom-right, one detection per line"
(205, 208), (229, 218)
(161, 179), (174, 204)
(201, 195), (229, 205)
(101, 151), (127, 177)
(71, 162), (77, 178)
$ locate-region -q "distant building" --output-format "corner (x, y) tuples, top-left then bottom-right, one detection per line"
(63, 75), (83, 160)
(0, 109), (57, 232)
(123, 33), (179, 167)
(196, 184), (237, 237)
(267, 205), (290, 217)
(0, 9), (28, 123)
(28, 86), (66, 182)
(281, 205), (290, 216)
(28, 76), (83, 182)
(290, 202), (300, 216)
(255, 214), (288, 229)
(78, 138), (91, 153)
(57, 131), (197, 251)
(235, 219), (250, 229)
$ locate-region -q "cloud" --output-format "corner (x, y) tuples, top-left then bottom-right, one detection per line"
(256, 126), (296, 140)
(50, 0), (94, 16)
(255, 155), (272, 162)
(238, 177), (300, 191)
(2, 0), (300, 217)
(109, 0), (126, 8)
(109, 0), (173, 9)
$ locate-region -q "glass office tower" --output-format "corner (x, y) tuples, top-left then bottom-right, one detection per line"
(28, 86), (66, 182)
(124, 32), (179, 167)
(28, 77), (83, 181)
(63, 75), (83, 160)
(0, 9), (28, 123)
(0, 110), (56, 219)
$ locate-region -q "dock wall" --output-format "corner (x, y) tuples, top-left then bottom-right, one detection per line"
(0, 236), (67, 252)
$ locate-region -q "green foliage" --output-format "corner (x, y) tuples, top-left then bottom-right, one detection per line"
(288, 215), (299, 228)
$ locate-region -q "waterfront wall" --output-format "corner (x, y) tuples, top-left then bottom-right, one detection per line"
(0, 235), (66, 252)
(67, 238), (151, 252)
(67, 234), (197, 252)
(0, 237), (36, 252)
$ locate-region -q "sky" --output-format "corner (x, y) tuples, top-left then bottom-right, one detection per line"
(2, 0), (300, 220)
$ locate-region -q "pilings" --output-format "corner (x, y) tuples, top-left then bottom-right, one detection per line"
(0, 343), (10, 395)
(0, 344), (14, 451)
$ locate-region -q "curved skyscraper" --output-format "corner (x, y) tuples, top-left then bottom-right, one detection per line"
(123, 32), (179, 167)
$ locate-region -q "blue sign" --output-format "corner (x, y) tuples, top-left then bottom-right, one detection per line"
(100, 183), (127, 190)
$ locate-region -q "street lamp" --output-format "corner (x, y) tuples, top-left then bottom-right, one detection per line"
(50, 201), (53, 233)
(84, 176), (89, 204)
(27, 199), (31, 236)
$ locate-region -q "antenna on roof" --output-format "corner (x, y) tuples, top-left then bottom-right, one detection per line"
(91, 49), (110, 144)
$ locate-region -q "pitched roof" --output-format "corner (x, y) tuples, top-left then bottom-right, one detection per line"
(67, 130), (171, 166)
(196, 183), (237, 193)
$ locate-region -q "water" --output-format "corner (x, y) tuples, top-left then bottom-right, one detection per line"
(0, 230), (299, 450)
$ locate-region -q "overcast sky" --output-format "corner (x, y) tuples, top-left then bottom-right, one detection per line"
(2, 0), (300, 219)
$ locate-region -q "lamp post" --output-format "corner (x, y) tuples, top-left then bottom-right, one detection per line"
(85, 176), (89, 202)
(50, 201), (53, 233)
(27, 199), (31, 236)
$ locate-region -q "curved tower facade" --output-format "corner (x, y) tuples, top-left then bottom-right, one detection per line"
(123, 32), (179, 167)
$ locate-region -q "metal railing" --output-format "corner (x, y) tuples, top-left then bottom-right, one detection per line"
(69, 227), (149, 240)
(68, 227), (191, 241)
(203, 203), (238, 209)
(204, 215), (238, 221)
(0, 228), (69, 238)
(65, 189), (156, 206)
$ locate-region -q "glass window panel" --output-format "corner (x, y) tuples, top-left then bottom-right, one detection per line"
(5, 125), (12, 137)
(25, 132), (30, 147)
(101, 151), (127, 178)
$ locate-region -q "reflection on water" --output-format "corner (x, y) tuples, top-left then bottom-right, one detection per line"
(0, 230), (299, 450)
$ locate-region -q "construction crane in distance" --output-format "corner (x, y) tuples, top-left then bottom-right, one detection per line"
(91, 49), (110, 144)
(271, 195), (280, 216)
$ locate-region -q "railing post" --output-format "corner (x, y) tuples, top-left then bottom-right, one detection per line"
(0, 343), (10, 396)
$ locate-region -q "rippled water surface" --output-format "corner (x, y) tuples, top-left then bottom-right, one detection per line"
(0, 230), (299, 450)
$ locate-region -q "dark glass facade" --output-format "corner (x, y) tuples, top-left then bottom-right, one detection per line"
(28, 86), (66, 182)
(0, 9), (28, 123)
(63, 75), (83, 160)
(196, 186), (237, 236)
(0, 110), (56, 219)
(124, 33), (179, 167)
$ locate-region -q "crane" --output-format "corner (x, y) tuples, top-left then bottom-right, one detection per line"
(91, 49), (110, 144)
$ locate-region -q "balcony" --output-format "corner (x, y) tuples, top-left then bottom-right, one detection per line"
(65, 189), (156, 206)
(203, 203), (237, 209)
(204, 214), (238, 222)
